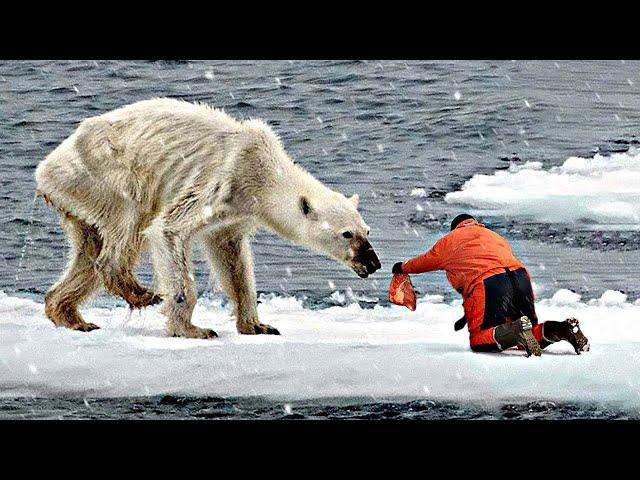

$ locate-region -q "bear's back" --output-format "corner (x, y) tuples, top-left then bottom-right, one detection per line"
(98, 97), (240, 132)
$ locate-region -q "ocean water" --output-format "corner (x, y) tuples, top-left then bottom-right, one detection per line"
(1, 60), (640, 419)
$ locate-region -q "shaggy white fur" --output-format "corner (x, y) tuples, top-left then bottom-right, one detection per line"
(35, 98), (380, 338)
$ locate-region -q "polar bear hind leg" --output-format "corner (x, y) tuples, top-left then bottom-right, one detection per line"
(36, 145), (162, 312)
(44, 214), (103, 331)
(95, 228), (162, 310)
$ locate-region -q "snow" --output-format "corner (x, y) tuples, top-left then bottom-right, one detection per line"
(410, 188), (427, 197)
(547, 289), (582, 305)
(595, 290), (627, 306)
(202, 205), (213, 220)
(2, 289), (640, 409)
(445, 149), (640, 228)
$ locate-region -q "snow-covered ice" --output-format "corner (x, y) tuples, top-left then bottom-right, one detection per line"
(1, 289), (640, 410)
(445, 149), (640, 228)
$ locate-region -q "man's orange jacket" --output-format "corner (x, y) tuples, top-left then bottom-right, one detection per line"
(401, 218), (525, 298)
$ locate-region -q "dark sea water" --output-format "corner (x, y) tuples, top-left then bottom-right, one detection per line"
(1, 396), (637, 420)
(3, 60), (640, 303)
(1, 60), (640, 419)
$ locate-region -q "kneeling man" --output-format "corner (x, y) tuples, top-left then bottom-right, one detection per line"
(393, 214), (590, 356)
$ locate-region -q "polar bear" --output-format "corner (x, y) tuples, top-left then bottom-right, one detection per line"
(35, 98), (381, 338)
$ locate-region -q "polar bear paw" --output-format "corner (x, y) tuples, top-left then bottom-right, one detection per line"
(70, 322), (101, 332)
(52, 320), (101, 332)
(125, 290), (163, 310)
(168, 324), (218, 339)
(238, 323), (281, 335)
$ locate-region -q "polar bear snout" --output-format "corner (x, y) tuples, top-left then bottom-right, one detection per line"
(351, 240), (381, 278)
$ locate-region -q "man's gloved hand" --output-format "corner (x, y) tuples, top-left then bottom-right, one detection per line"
(392, 262), (404, 274)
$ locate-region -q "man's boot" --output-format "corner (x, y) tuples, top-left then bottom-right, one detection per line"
(494, 316), (542, 357)
(542, 318), (590, 354)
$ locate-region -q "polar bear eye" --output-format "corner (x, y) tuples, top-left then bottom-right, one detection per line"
(301, 197), (311, 216)
(342, 231), (353, 239)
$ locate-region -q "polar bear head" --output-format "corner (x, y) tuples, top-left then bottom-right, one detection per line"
(244, 120), (381, 278)
(262, 175), (382, 278)
(297, 192), (381, 278)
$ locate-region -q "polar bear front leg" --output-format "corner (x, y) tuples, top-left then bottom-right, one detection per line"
(204, 232), (280, 335)
(149, 222), (217, 339)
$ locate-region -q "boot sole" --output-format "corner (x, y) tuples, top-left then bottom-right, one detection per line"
(519, 317), (542, 357)
(521, 328), (542, 357)
(567, 318), (590, 354)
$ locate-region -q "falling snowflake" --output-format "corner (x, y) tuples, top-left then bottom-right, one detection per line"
(453, 91), (462, 101)
(284, 404), (292, 415)
(204, 70), (214, 80)
(202, 205), (214, 220)
(28, 364), (38, 374)
(524, 99), (531, 108)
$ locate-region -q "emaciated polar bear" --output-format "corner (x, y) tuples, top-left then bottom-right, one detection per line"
(35, 98), (381, 338)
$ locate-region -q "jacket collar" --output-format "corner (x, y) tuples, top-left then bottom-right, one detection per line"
(454, 218), (482, 230)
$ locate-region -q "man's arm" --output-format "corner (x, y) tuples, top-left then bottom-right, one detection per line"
(393, 237), (446, 275)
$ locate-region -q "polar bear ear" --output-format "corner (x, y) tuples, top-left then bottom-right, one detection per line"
(300, 196), (318, 220)
(348, 194), (360, 209)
